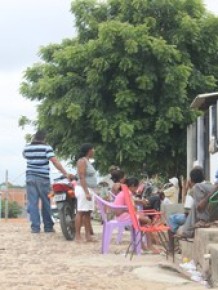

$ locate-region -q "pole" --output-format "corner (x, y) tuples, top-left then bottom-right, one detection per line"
(0, 191), (2, 221)
(5, 170), (9, 221)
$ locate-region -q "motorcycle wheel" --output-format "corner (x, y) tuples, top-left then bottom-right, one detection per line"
(59, 202), (76, 241)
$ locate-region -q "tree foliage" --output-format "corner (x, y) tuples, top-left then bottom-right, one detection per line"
(20, 0), (218, 178)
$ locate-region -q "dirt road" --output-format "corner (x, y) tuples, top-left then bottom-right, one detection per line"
(0, 219), (206, 290)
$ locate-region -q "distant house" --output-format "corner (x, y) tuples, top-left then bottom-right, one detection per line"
(0, 184), (26, 208)
(187, 92), (218, 181)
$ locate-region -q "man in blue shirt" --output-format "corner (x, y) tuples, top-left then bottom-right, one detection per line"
(23, 130), (72, 233)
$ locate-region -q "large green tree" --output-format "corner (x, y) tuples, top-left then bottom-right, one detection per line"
(20, 0), (218, 178)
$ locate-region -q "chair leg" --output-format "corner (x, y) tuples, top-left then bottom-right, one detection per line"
(129, 231), (142, 260)
(167, 230), (175, 262)
(134, 230), (142, 255)
(102, 225), (113, 254)
(125, 230), (141, 259)
(125, 241), (133, 258)
(116, 225), (124, 244)
(158, 232), (170, 260)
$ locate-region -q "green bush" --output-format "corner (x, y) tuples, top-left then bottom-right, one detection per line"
(0, 199), (22, 218)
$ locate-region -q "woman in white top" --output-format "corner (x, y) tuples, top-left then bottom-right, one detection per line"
(75, 143), (97, 242)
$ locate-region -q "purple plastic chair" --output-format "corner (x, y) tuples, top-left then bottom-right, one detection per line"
(94, 194), (133, 254)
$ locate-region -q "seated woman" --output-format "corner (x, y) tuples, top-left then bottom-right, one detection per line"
(133, 190), (166, 246)
(113, 177), (161, 254)
(110, 169), (126, 196)
(135, 190), (166, 212)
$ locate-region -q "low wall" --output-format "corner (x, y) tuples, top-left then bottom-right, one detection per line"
(180, 227), (218, 286)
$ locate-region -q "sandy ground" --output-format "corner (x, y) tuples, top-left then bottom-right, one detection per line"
(0, 219), (208, 290)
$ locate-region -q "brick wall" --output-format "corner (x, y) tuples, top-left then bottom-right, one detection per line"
(1, 188), (27, 208)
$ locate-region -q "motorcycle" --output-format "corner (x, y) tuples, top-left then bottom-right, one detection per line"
(51, 176), (77, 240)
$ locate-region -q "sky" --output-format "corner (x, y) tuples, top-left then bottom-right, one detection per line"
(0, 0), (218, 186)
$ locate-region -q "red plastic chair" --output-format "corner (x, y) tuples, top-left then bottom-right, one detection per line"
(94, 194), (134, 254)
(121, 184), (170, 259)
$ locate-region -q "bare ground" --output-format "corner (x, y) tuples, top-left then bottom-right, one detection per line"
(0, 219), (207, 290)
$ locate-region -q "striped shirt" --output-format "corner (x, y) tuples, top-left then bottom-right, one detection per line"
(23, 143), (55, 179)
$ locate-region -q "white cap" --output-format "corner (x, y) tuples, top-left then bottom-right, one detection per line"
(169, 177), (179, 188)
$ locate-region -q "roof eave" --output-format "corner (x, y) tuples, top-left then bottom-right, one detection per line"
(190, 92), (218, 111)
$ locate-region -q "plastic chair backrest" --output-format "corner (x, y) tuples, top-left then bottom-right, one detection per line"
(94, 194), (127, 223)
(95, 194), (109, 223)
(107, 191), (116, 201)
(122, 184), (167, 230)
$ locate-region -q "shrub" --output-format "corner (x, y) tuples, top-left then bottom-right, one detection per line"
(0, 199), (22, 218)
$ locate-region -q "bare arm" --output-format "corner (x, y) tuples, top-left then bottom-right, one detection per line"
(111, 183), (121, 194)
(77, 158), (91, 200)
(133, 198), (149, 207)
(50, 156), (71, 179)
(197, 184), (218, 212)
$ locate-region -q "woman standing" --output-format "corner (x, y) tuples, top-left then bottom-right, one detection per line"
(75, 143), (97, 242)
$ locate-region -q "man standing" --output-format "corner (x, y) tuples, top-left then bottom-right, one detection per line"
(23, 130), (72, 233)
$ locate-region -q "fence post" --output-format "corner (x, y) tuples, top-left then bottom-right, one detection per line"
(5, 170), (9, 220)
(0, 191), (2, 221)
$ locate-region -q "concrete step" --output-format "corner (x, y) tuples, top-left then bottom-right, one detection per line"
(179, 228), (218, 287)
(209, 243), (218, 285)
(193, 228), (218, 268)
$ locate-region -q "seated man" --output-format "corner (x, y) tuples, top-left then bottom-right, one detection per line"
(171, 166), (214, 238)
(168, 179), (193, 234)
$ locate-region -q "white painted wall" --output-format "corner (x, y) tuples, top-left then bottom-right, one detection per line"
(210, 152), (218, 183)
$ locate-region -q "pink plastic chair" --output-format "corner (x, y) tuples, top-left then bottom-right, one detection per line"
(94, 194), (133, 254)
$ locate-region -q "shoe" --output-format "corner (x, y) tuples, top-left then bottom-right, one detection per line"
(44, 228), (55, 233)
(31, 229), (40, 233)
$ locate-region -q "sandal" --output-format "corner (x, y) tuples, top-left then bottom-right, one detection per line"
(194, 220), (210, 228)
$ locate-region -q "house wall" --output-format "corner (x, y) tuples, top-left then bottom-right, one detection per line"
(210, 152), (218, 183)
(187, 105), (217, 182)
(187, 123), (196, 178)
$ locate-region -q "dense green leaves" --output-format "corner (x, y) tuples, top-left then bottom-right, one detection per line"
(20, 0), (218, 178)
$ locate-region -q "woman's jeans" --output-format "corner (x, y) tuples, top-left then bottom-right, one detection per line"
(26, 175), (54, 232)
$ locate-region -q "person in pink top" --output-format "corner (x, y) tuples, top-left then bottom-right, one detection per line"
(114, 177), (150, 224)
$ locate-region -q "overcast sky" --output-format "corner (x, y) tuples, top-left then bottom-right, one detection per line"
(0, 0), (217, 186)
(0, 0), (75, 186)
